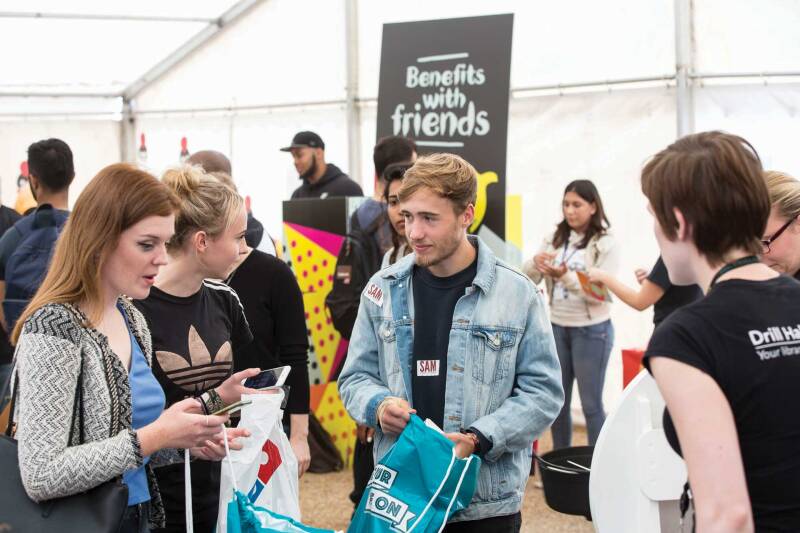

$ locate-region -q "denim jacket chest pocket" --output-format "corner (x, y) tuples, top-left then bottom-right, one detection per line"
(470, 328), (518, 385)
(376, 319), (403, 382)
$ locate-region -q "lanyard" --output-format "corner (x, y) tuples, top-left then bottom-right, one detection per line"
(709, 255), (759, 289)
(561, 239), (580, 266)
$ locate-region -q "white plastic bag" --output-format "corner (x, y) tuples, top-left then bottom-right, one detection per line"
(216, 391), (299, 532)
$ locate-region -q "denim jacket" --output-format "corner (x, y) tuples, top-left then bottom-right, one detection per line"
(339, 236), (564, 522)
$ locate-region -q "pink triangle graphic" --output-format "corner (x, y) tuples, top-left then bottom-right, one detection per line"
(285, 223), (345, 257)
(329, 339), (349, 382)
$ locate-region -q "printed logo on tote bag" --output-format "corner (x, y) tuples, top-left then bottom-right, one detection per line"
(364, 489), (415, 532)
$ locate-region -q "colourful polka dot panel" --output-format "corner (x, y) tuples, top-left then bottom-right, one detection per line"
(284, 221), (355, 466)
(310, 381), (357, 467)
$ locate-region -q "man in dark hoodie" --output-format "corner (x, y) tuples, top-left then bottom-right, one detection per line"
(282, 131), (363, 199)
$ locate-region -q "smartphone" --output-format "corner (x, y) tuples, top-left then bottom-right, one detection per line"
(211, 399), (252, 416)
(242, 366), (291, 389)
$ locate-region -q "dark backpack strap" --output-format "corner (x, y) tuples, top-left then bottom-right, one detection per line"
(31, 205), (55, 230)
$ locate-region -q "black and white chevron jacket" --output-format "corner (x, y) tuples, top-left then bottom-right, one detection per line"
(11, 298), (182, 528)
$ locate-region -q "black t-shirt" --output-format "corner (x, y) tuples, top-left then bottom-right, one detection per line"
(646, 256), (703, 326)
(644, 276), (800, 530)
(134, 280), (253, 528)
(411, 258), (477, 429)
(226, 249), (310, 416)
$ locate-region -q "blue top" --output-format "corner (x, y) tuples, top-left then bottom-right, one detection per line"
(120, 304), (166, 505)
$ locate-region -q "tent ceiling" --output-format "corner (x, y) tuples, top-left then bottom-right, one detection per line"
(0, 0), (243, 96)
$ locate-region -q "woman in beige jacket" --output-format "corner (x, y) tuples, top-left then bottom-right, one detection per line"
(523, 180), (618, 448)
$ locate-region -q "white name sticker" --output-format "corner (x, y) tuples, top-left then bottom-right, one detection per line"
(416, 359), (440, 377)
(364, 283), (384, 307)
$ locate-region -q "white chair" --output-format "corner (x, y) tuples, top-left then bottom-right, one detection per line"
(589, 371), (688, 532)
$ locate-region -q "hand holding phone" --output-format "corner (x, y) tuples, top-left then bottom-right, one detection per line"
(211, 399), (253, 416)
(242, 365), (291, 389)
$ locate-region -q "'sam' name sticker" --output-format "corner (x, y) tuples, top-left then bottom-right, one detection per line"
(365, 283), (384, 307)
(417, 359), (439, 377)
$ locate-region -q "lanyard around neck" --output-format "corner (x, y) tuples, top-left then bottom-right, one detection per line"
(709, 255), (759, 289)
(561, 238), (580, 265)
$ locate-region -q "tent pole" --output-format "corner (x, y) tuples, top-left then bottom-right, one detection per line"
(122, 0), (265, 102)
(675, 0), (695, 137)
(120, 98), (137, 163)
(344, 0), (363, 187)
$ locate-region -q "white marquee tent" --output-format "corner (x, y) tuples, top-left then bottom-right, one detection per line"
(1, 0), (799, 412)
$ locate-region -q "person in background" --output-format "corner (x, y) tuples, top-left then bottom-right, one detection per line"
(0, 139), (74, 332)
(642, 131), (800, 531)
(340, 153), (563, 532)
(588, 256), (702, 329)
(9, 163), (249, 533)
(213, 173), (311, 477)
(134, 165), (260, 533)
(762, 170), (800, 278)
(523, 179), (618, 449)
(380, 162), (414, 267)
(187, 150), (277, 256)
(281, 131), (363, 199)
(352, 136), (417, 254)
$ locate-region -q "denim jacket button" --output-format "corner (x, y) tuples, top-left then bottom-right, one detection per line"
(492, 335), (501, 347)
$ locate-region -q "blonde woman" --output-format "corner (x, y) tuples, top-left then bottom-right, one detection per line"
(134, 166), (259, 533)
(10, 164), (249, 533)
(762, 171), (800, 278)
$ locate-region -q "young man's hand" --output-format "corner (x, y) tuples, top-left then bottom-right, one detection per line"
(377, 397), (415, 435)
(445, 432), (476, 459)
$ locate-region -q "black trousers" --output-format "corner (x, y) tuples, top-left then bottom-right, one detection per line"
(350, 438), (375, 506)
(443, 512), (522, 533)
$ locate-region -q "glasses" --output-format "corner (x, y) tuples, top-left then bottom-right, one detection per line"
(761, 217), (795, 253)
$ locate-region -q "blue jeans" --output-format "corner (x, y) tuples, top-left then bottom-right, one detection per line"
(550, 321), (614, 449)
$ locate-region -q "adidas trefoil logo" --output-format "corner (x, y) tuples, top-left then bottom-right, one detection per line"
(156, 325), (232, 392)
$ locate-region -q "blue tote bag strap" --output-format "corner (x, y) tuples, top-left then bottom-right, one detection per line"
(406, 449), (458, 532)
(435, 454), (476, 533)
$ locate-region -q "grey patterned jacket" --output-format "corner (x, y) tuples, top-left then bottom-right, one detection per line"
(11, 298), (182, 529)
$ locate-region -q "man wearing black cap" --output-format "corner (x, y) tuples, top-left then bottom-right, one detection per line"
(282, 131), (363, 199)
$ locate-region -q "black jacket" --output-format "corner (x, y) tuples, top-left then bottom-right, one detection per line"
(291, 163), (363, 199)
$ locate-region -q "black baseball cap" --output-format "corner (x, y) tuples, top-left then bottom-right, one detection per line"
(280, 131), (325, 151)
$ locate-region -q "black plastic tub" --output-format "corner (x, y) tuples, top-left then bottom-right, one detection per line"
(536, 445), (593, 520)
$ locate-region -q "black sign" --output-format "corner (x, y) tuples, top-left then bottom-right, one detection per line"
(376, 14), (513, 240)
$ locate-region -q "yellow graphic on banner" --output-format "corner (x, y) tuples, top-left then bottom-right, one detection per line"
(505, 194), (523, 250)
(469, 170), (499, 233)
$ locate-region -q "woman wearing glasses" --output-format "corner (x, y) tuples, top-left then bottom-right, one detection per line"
(642, 132), (800, 531)
(762, 171), (800, 278)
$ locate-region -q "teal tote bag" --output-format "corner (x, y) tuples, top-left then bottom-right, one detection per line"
(348, 415), (481, 533)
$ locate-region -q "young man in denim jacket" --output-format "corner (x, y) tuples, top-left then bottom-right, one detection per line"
(339, 153), (564, 532)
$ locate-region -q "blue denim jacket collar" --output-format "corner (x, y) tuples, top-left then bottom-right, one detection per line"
(380, 235), (497, 294)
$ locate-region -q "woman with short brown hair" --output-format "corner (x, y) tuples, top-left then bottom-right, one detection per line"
(642, 131), (800, 531)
